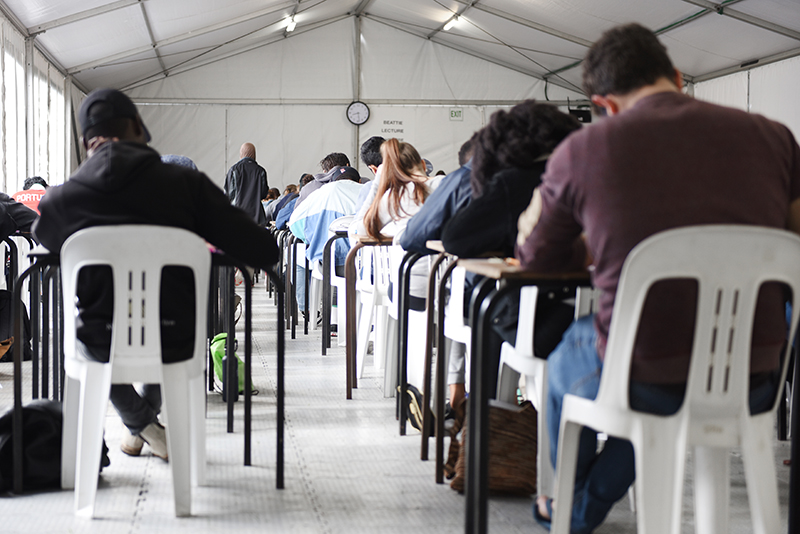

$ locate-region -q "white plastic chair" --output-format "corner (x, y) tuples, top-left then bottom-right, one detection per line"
(60, 225), (210, 518)
(355, 245), (395, 384)
(354, 244), (427, 395)
(495, 286), (598, 496)
(552, 225), (800, 534)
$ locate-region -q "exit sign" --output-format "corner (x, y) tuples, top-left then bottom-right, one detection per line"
(450, 108), (463, 121)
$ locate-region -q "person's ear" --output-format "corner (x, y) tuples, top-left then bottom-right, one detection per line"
(591, 94), (620, 116)
(132, 118), (144, 140)
(674, 68), (684, 91)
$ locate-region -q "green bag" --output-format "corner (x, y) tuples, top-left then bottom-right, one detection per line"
(210, 332), (245, 393)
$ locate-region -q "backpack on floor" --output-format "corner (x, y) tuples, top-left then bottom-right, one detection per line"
(0, 400), (62, 492)
(0, 289), (32, 362)
(210, 332), (245, 393)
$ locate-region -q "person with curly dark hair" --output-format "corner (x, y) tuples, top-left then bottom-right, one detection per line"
(437, 101), (581, 444)
(444, 100), (581, 258)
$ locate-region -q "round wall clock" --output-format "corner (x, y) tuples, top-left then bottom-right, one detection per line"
(346, 101), (370, 125)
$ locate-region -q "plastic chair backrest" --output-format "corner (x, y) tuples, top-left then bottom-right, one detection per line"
(60, 225), (211, 382)
(597, 225), (800, 420)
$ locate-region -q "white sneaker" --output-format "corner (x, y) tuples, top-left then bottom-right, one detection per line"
(120, 430), (144, 456)
(139, 422), (169, 460)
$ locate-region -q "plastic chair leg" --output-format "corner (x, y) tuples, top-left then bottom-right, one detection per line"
(632, 427), (686, 534)
(552, 419), (582, 534)
(162, 365), (193, 517)
(73, 364), (112, 517)
(740, 415), (782, 534)
(335, 282), (348, 347)
(382, 316), (398, 398)
(60, 374), (80, 490)
(374, 307), (389, 372)
(356, 292), (375, 378)
(189, 374), (206, 487)
(693, 445), (730, 534)
(536, 367), (554, 497)
(309, 277), (321, 331)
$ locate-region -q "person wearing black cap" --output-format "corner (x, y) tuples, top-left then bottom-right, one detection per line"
(33, 88), (279, 462)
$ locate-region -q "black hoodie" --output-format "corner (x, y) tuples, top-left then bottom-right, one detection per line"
(34, 141), (278, 361)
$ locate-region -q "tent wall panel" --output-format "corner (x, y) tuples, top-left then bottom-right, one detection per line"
(749, 55), (800, 141)
(138, 104), (226, 185)
(694, 72), (748, 111)
(359, 105), (485, 175)
(224, 104), (352, 192)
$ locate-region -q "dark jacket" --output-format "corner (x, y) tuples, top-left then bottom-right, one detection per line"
(34, 141), (279, 362)
(442, 161), (546, 258)
(0, 192), (37, 236)
(225, 157), (269, 225)
(294, 166), (360, 210)
(399, 161), (472, 254)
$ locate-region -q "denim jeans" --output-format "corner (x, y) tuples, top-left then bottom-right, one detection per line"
(296, 264), (307, 313)
(546, 315), (779, 534)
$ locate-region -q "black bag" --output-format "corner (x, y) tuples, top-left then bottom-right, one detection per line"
(0, 289), (33, 362)
(0, 400), (62, 492)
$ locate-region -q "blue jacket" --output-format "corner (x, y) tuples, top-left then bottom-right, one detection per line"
(275, 196), (299, 230)
(289, 180), (362, 265)
(399, 160), (472, 254)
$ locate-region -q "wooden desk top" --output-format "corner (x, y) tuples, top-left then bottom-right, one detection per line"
(458, 258), (591, 282)
(355, 234), (394, 246)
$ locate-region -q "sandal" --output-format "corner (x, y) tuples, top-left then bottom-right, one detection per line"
(533, 496), (553, 531)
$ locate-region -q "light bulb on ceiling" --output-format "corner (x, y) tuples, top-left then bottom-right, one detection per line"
(443, 15), (459, 31)
(286, 16), (296, 32)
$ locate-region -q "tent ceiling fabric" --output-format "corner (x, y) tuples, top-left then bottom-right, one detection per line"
(3, 0), (800, 95)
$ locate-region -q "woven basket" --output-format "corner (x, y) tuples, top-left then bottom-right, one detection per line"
(450, 399), (537, 496)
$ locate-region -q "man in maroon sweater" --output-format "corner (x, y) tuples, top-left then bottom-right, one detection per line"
(517, 24), (800, 532)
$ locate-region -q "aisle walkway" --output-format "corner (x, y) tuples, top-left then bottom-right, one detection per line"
(0, 277), (791, 533)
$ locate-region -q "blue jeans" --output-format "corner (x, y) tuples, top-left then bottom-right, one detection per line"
(547, 315), (779, 534)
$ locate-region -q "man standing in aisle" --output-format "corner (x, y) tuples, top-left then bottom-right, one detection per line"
(34, 89), (278, 462)
(225, 142), (269, 226)
(516, 23), (800, 532)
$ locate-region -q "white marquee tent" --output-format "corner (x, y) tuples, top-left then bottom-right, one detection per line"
(2, 0), (800, 190)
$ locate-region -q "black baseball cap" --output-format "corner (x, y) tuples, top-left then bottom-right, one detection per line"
(78, 88), (151, 142)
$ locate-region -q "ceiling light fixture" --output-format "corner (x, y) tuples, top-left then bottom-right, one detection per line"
(443, 15), (459, 31)
(286, 16), (296, 32)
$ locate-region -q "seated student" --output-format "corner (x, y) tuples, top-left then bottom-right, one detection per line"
(265, 183), (299, 223)
(261, 187), (281, 220)
(12, 177), (49, 215)
(394, 134), (476, 417)
(445, 101), (580, 379)
(276, 174), (316, 231)
(34, 88), (278, 461)
(352, 136), (385, 215)
(288, 167), (363, 319)
(517, 24), (800, 531)
(400, 135), (476, 255)
(354, 138), (430, 272)
(294, 153), (356, 209)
